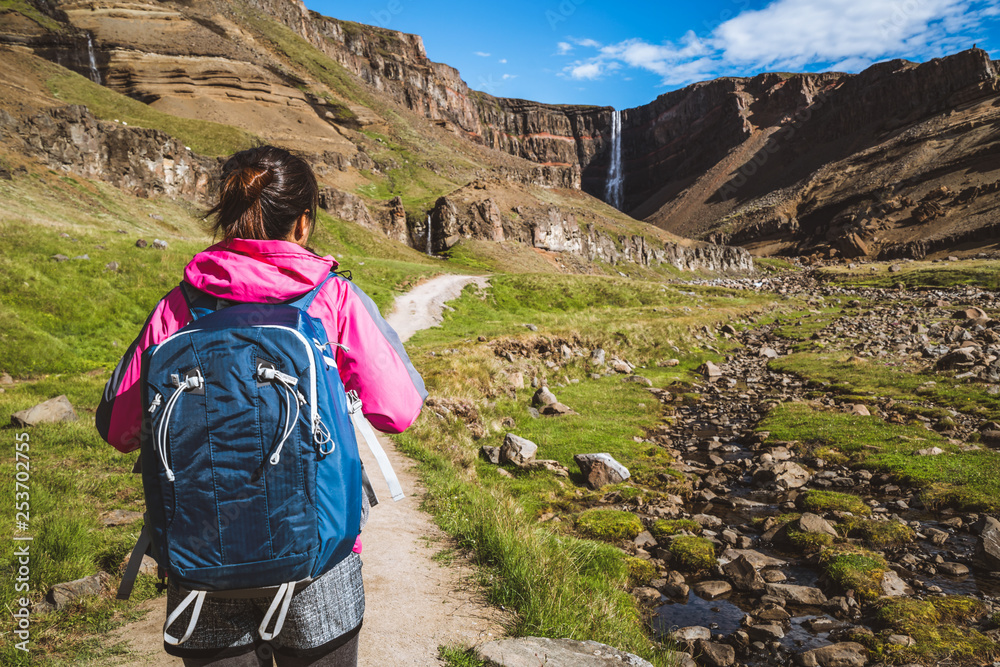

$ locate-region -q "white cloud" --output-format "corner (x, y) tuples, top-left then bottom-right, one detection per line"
(499, 58), (508, 64)
(474, 51), (491, 57)
(556, 0), (1000, 86)
(502, 73), (517, 80)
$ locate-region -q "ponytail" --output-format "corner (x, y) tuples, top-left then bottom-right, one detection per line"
(208, 146), (318, 243)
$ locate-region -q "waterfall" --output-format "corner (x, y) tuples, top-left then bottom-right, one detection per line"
(426, 215), (433, 255)
(86, 33), (101, 85)
(604, 109), (624, 210)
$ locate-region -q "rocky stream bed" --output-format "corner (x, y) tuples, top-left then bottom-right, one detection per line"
(480, 270), (1000, 667)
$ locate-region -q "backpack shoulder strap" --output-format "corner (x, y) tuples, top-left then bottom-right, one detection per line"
(179, 281), (233, 322)
(286, 273), (335, 312)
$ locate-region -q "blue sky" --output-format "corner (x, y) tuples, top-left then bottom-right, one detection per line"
(305, 0), (1000, 109)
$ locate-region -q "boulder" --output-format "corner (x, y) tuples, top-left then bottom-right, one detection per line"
(880, 570), (913, 596)
(694, 640), (735, 667)
(656, 570), (690, 598)
(798, 513), (838, 537)
(721, 554), (764, 592)
(480, 445), (501, 464)
(773, 461), (811, 489)
(47, 572), (110, 609)
(692, 580), (732, 599)
(574, 453), (631, 490)
(721, 548), (786, 568)
(938, 562), (970, 576)
(974, 516), (1000, 570)
(795, 642), (868, 667)
(11, 395), (78, 427)
(699, 362), (723, 378)
(590, 348), (606, 366)
(540, 402), (577, 416)
(532, 387), (558, 407)
(765, 583), (827, 605)
(500, 433), (538, 466)
(476, 637), (655, 666)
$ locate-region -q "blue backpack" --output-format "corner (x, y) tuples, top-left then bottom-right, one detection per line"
(117, 275), (402, 645)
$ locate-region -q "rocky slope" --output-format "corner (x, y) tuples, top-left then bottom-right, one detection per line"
(0, 0), (751, 274)
(15, 0), (1000, 264)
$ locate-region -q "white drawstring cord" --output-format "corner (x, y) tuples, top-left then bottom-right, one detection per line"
(256, 365), (302, 466)
(313, 415), (334, 455)
(156, 372), (203, 483)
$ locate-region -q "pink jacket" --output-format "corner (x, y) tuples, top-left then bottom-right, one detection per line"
(96, 238), (427, 453)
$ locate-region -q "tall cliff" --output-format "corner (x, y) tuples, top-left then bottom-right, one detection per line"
(6, 0), (999, 261)
(0, 0), (753, 273)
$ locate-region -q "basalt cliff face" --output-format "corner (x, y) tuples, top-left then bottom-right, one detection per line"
(0, 0), (754, 273)
(6, 0), (999, 264)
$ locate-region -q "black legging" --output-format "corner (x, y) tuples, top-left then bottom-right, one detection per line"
(181, 631), (359, 667)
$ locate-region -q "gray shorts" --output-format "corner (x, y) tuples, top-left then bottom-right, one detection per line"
(163, 553), (365, 659)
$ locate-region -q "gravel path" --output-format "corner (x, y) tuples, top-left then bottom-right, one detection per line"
(111, 274), (501, 666)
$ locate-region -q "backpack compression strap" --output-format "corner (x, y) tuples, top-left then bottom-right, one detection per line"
(347, 391), (405, 502)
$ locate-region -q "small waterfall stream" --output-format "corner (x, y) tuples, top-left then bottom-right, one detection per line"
(86, 33), (102, 85)
(426, 215), (433, 255)
(604, 109), (624, 210)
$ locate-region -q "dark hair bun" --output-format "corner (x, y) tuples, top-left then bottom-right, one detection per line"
(209, 146), (318, 243)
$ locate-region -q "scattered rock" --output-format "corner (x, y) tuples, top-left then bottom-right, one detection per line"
(51, 253), (69, 262)
(798, 513), (838, 537)
(105, 261), (120, 272)
(721, 554), (765, 592)
(152, 238), (168, 249)
(480, 445), (501, 464)
(693, 580), (732, 599)
(540, 402), (577, 416)
(47, 572), (110, 609)
(795, 642), (868, 667)
(135, 238), (148, 248)
(766, 583), (827, 605)
(532, 386), (558, 407)
(500, 433), (538, 466)
(671, 626), (712, 643)
(11, 395), (78, 427)
(574, 453), (630, 490)
(699, 361), (723, 378)
(694, 639), (736, 667)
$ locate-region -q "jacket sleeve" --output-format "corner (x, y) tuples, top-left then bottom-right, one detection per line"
(309, 277), (427, 433)
(96, 287), (192, 453)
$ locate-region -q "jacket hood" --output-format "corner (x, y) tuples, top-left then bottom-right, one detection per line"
(183, 238), (339, 303)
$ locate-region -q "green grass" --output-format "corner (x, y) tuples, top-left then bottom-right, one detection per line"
(0, 374), (163, 665)
(817, 260), (1000, 290)
(0, 0), (64, 32)
(667, 536), (717, 572)
(818, 545), (887, 602)
(864, 596), (996, 665)
(801, 490), (871, 515)
(771, 352), (1000, 421)
(43, 63), (257, 157)
(438, 645), (487, 667)
(650, 519), (701, 538)
(576, 509), (642, 542)
(838, 516), (915, 548)
(758, 402), (1000, 511)
(395, 436), (674, 665)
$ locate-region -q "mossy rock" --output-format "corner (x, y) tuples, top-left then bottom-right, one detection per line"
(819, 545), (887, 602)
(786, 527), (834, 552)
(801, 490), (870, 515)
(576, 509), (642, 542)
(668, 536), (717, 572)
(650, 518), (701, 539)
(626, 556), (658, 586)
(867, 596), (994, 664)
(838, 516), (914, 548)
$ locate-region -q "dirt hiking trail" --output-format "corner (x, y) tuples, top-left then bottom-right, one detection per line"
(111, 274), (502, 666)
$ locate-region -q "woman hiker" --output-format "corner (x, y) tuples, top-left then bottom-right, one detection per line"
(96, 145), (427, 666)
